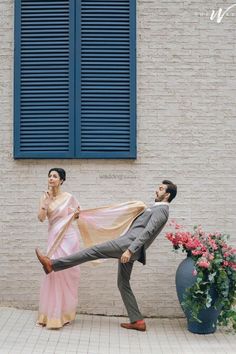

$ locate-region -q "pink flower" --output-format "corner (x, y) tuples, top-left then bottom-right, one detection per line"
(208, 238), (218, 250)
(192, 249), (203, 256)
(168, 220), (184, 229)
(192, 269), (197, 276)
(208, 253), (214, 261)
(222, 243), (228, 249)
(196, 225), (202, 232)
(198, 261), (210, 268)
(174, 223), (183, 229)
(197, 259), (210, 268)
(226, 261), (236, 270)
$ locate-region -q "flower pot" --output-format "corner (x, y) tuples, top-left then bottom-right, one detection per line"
(175, 257), (221, 334)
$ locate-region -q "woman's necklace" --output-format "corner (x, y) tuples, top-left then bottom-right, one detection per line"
(51, 189), (63, 200)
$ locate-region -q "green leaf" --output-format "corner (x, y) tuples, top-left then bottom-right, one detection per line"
(208, 272), (216, 282)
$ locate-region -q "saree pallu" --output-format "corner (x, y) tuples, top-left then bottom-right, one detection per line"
(37, 193), (80, 329)
(77, 200), (146, 248)
(47, 200), (147, 256)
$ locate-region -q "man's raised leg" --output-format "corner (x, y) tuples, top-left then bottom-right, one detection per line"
(36, 241), (122, 274)
(53, 241), (122, 271)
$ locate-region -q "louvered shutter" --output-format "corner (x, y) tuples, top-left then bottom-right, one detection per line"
(77, 0), (136, 158)
(14, 0), (75, 158)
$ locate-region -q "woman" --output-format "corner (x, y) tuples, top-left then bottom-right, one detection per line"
(37, 168), (80, 329)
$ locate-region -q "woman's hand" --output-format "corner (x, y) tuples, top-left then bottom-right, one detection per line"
(41, 189), (53, 210)
(73, 206), (80, 220)
(38, 189), (53, 222)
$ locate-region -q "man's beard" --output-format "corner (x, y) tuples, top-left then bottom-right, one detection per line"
(155, 195), (164, 202)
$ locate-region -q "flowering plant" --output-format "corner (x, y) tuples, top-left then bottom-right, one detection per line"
(166, 221), (236, 330)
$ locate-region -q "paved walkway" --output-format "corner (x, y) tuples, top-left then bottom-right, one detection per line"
(0, 307), (236, 354)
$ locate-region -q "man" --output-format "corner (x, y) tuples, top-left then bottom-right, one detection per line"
(36, 180), (177, 331)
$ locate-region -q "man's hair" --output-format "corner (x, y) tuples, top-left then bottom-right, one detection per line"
(162, 180), (177, 203)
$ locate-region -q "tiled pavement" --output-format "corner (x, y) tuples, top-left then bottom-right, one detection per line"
(0, 307), (236, 354)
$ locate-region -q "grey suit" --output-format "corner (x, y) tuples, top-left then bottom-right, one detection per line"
(52, 204), (169, 322)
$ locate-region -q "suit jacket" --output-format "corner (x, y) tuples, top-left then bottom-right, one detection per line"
(116, 204), (169, 265)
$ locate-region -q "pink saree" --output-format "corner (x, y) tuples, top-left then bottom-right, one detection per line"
(37, 192), (80, 329)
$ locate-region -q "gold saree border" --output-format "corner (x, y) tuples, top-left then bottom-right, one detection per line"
(47, 215), (74, 258)
(37, 311), (76, 329)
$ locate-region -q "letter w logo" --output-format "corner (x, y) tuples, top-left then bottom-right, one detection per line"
(210, 4), (236, 23)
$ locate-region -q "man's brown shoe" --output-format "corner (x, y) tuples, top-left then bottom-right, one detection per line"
(120, 320), (146, 332)
(35, 248), (53, 274)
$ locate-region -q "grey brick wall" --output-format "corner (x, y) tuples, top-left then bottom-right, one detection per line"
(0, 0), (236, 318)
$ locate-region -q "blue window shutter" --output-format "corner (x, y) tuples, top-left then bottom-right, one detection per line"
(76, 0), (136, 158)
(14, 0), (75, 158)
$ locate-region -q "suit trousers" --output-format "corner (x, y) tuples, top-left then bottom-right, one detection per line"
(52, 240), (143, 322)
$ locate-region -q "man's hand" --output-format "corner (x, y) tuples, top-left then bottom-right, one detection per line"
(73, 206), (80, 220)
(120, 249), (133, 263)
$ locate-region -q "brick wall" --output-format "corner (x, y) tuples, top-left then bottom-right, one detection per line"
(0, 0), (236, 318)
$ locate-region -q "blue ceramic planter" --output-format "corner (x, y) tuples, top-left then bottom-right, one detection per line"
(175, 257), (221, 334)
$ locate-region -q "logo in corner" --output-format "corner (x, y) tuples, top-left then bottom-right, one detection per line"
(210, 4), (236, 23)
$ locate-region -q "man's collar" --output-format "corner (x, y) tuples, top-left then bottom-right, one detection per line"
(154, 202), (169, 206)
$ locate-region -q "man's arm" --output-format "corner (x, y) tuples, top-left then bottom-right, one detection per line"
(127, 209), (168, 255)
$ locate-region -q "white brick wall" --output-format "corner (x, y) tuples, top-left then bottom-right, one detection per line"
(0, 0), (236, 319)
